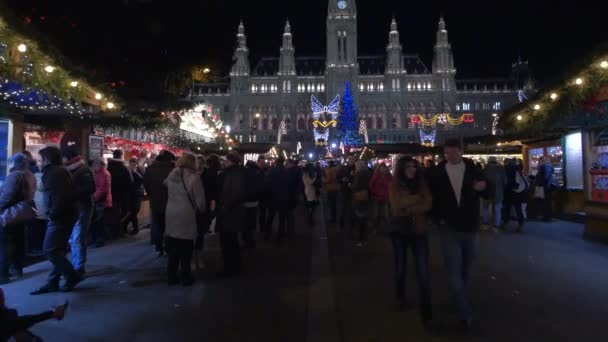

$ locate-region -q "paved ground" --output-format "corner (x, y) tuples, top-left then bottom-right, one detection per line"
(3, 203), (608, 342)
(327, 219), (608, 342)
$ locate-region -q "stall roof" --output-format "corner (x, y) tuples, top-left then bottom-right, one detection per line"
(499, 42), (608, 134)
(367, 143), (440, 155)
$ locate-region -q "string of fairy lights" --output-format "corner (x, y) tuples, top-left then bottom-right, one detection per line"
(510, 57), (608, 125)
(409, 113), (475, 126)
(0, 17), (118, 115)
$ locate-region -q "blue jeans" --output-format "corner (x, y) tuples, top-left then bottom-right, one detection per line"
(439, 229), (479, 321)
(482, 200), (502, 227)
(390, 232), (432, 320)
(44, 219), (79, 286)
(70, 203), (93, 272)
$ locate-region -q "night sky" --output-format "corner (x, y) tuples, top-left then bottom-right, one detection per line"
(4, 0), (607, 99)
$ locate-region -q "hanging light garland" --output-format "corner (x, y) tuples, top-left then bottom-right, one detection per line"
(409, 113), (475, 126)
(0, 17), (119, 113)
(503, 53), (608, 130)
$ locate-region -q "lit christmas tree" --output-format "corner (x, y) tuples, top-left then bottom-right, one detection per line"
(337, 81), (363, 146)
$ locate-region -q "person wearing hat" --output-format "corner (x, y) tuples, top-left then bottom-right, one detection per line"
(217, 151), (246, 277)
(31, 146), (82, 295)
(144, 151), (176, 257)
(0, 153), (37, 284)
(126, 157), (145, 236)
(107, 149), (132, 238)
(62, 145), (96, 276)
(1, 288), (69, 341)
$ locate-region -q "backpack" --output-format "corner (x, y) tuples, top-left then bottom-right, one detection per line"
(514, 171), (529, 193)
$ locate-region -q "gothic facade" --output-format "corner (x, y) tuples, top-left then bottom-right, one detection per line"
(188, 0), (534, 148)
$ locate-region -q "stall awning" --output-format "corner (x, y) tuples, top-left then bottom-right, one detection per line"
(367, 143), (440, 156)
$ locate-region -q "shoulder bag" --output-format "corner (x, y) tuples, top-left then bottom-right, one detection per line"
(0, 172), (36, 229)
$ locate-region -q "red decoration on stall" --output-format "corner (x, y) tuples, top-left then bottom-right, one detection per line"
(463, 114), (475, 123)
(410, 115), (421, 124)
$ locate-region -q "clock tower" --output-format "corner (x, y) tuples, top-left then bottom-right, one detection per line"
(326, 0), (358, 98)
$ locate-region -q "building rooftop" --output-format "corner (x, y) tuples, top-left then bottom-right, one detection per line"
(251, 53), (431, 77)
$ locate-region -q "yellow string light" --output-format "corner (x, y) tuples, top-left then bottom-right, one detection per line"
(411, 113), (471, 126)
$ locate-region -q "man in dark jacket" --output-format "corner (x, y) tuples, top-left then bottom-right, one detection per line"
(536, 157), (555, 221)
(256, 156), (270, 234)
(243, 160), (264, 251)
(31, 146), (82, 295)
(284, 159), (301, 237)
(218, 152), (247, 277)
(62, 145), (96, 275)
(143, 151), (175, 256)
(337, 157), (356, 230)
(430, 139), (486, 331)
(264, 157), (291, 242)
(107, 149), (132, 238)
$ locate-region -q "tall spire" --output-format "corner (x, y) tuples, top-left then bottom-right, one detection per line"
(432, 16), (455, 75)
(231, 20), (250, 76)
(279, 19), (296, 76)
(284, 19), (291, 34)
(386, 18), (403, 74)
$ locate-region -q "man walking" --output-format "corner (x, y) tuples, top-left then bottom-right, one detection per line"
(107, 150), (132, 238)
(243, 160), (264, 251)
(337, 158), (356, 231)
(143, 151), (175, 257)
(62, 145), (96, 275)
(31, 146), (81, 295)
(265, 157), (291, 242)
(256, 156), (270, 234)
(482, 156), (505, 233)
(217, 152), (247, 277)
(430, 139), (486, 331)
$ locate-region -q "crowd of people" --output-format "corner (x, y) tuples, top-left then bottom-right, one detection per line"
(0, 137), (559, 338)
(0, 146), (148, 293)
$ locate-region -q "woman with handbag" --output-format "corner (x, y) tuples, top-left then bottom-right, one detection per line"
(164, 153), (206, 286)
(351, 160), (372, 247)
(388, 156), (433, 326)
(0, 153), (36, 284)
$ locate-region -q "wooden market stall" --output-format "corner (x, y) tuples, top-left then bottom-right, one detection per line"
(499, 44), (608, 242)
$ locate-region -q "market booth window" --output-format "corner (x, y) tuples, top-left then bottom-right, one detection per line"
(590, 129), (608, 204)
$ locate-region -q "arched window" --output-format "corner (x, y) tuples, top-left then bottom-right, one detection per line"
(271, 118), (278, 130)
(377, 116), (383, 130)
(252, 118), (259, 130)
(262, 118), (268, 130)
(298, 118), (305, 130)
(366, 117), (373, 130)
(285, 117), (291, 130)
(308, 118), (314, 130)
(391, 116), (397, 129)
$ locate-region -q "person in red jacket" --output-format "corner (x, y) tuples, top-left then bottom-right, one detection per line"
(89, 158), (112, 248)
(369, 163), (393, 231)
